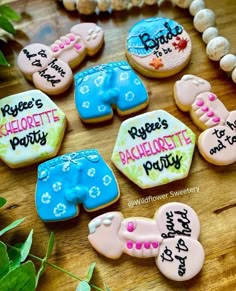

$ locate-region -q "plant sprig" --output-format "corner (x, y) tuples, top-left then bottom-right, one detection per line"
(0, 4), (21, 66)
(0, 197), (110, 290)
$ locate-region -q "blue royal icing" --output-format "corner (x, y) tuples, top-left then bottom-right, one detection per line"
(74, 61), (148, 122)
(126, 18), (184, 57)
(35, 149), (120, 222)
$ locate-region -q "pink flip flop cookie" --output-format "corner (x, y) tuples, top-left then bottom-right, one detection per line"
(17, 23), (104, 95)
(198, 111), (236, 165)
(88, 202), (205, 281)
(174, 74), (231, 130)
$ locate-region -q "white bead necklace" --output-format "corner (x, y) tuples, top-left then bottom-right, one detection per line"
(58, 0), (236, 84)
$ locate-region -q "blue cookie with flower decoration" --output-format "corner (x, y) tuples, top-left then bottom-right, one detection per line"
(74, 60), (149, 123)
(126, 17), (192, 78)
(35, 149), (120, 222)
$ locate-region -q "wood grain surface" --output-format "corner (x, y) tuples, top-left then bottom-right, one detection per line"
(0, 0), (236, 290)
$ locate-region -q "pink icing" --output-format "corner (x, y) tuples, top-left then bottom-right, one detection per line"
(208, 93), (216, 101)
(74, 43), (82, 51)
(136, 241), (142, 250)
(126, 240), (133, 249)
(207, 111), (214, 117)
(59, 43), (64, 49)
(196, 100), (204, 106)
(70, 35), (75, 41)
(202, 106), (209, 112)
(52, 46), (59, 52)
(152, 241), (159, 248)
(144, 241), (151, 249)
(65, 39), (71, 45)
(213, 117), (220, 123)
(127, 221), (135, 232)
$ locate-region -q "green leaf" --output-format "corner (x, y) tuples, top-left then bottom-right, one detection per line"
(0, 197), (7, 208)
(76, 281), (91, 291)
(35, 232), (55, 286)
(0, 217), (25, 236)
(86, 262), (96, 283)
(8, 229), (34, 270)
(0, 242), (9, 279)
(19, 229), (33, 262)
(0, 15), (15, 34)
(0, 261), (36, 290)
(0, 5), (21, 21)
(104, 287), (111, 291)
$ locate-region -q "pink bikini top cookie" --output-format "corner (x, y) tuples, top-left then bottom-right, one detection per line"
(17, 23), (104, 95)
(126, 17), (192, 78)
(111, 110), (196, 188)
(174, 75), (230, 130)
(88, 202), (205, 281)
(0, 90), (66, 168)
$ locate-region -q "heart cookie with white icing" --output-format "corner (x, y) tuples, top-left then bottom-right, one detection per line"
(111, 110), (196, 188)
(0, 90), (66, 168)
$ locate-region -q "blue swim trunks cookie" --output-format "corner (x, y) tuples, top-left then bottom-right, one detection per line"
(74, 61), (149, 123)
(35, 149), (120, 222)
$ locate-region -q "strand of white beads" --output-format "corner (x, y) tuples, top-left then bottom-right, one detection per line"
(58, 0), (236, 84)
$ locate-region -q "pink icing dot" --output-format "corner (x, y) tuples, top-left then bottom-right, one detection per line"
(152, 241), (159, 248)
(207, 111), (214, 117)
(59, 43), (64, 49)
(52, 46), (59, 52)
(127, 221), (135, 232)
(135, 241), (142, 250)
(144, 241), (151, 249)
(65, 39), (71, 45)
(126, 240), (133, 249)
(213, 117), (221, 123)
(202, 106), (209, 112)
(70, 35), (75, 41)
(208, 93), (216, 101)
(196, 100), (204, 106)
(74, 43), (82, 51)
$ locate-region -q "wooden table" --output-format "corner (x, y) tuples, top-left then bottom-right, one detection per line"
(0, 0), (235, 290)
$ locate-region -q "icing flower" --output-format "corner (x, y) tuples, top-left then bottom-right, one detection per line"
(89, 186), (101, 198)
(103, 175), (112, 186)
(52, 182), (62, 192)
(82, 101), (90, 109)
(41, 192), (51, 204)
(149, 57), (164, 70)
(53, 203), (67, 217)
(120, 72), (129, 81)
(125, 91), (135, 102)
(94, 75), (104, 86)
(80, 85), (90, 95)
(98, 105), (107, 112)
(87, 167), (96, 177)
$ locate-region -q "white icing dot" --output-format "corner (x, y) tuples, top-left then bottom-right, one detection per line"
(193, 9), (215, 33)
(206, 36), (230, 61)
(202, 27), (219, 44)
(220, 54), (236, 72)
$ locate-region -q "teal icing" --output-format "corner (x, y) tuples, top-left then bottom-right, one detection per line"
(127, 17), (183, 57)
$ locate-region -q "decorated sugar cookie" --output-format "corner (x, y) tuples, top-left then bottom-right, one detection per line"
(88, 202), (205, 281)
(111, 110), (196, 188)
(35, 149), (120, 222)
(74, 61), (149, 123)
(126, 17), (192, 78)
(174, 75), (230, 130)
(0, 90), (66, 168)
(17, 23), (104, 95)
(198, 111), (236, 166)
